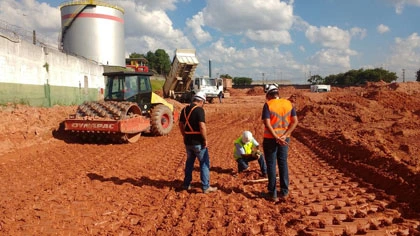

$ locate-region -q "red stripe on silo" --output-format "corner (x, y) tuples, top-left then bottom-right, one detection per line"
(62, 13), (124, 23)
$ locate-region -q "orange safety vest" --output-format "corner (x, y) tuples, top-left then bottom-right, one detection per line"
(183, 105), (201, 135)
(263, 98), (293, 138)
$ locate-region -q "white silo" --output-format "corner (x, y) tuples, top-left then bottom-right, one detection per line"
(60, 0), (125, 66)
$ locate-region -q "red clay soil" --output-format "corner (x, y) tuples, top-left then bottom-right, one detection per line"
(0, 81), (420, 235)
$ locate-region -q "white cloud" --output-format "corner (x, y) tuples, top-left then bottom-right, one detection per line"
(305, 25), (351, 50)
(0, 0), (60, 45)
(299, 46), (305, 52)
(244, 30), (292, 45)
(125, 0), (178, 11)
(185, 12), (212, 44)
(389, 0), (420, 14)
(377, 24), (390, 34)
(201, 0), (294, 44)
(292, 15), (310, 32)
(195, 39), (305, 81)
(117, 1), (193, 56)
(386, 33), (420, 80)
(310, 48), (357, 72)
(304, 24), (359, 75)
(350, 27), (367, 39)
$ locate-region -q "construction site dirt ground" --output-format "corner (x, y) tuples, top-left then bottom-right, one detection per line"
(0, 81), (420, 235)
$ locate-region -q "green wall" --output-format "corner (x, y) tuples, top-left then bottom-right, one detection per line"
(0, 82), (100, 107)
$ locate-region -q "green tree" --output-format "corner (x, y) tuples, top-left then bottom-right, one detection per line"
(307, 74), (324, 84)
(220, 74), (232, 79)
(341, 69), (359, 85)
(145, 51), (157, 73)
(416, 69), (420, 82)
(154, 49), (171, 75)
(324, 74), (339, 84)
(143, 49), (171, 75)
(129, 52), (143, 58)
(233, 77), (253, 85)
(329, 68), (397, 85)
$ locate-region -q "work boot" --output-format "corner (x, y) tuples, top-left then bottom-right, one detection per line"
(203, 186), (218, 194)
(279, 193), (288, 201)
(260, 192), (278, 202)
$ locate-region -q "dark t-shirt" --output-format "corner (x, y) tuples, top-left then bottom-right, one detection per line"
(179, 103), (206, 145)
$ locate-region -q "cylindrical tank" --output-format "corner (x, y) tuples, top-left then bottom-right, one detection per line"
(60, 0), (125, 66)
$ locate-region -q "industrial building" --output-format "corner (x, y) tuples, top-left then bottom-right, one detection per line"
(0, 0), (126, 106)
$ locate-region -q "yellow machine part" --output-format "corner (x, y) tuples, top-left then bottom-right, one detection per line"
(151, 92), (174, 112)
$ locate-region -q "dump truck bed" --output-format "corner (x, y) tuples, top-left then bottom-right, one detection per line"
(163, 49), (199, 98)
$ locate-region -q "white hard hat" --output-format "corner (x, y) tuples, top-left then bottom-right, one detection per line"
(242, 131), (253, 143)
(193, 91), (206, 101)
(265, 84), (279, 94)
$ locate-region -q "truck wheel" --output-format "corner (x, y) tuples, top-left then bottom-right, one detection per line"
(150, 104), (174, 136)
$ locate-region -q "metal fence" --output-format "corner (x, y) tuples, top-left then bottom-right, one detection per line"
(0, 18), (58, 49)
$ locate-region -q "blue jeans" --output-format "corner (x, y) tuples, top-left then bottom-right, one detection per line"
(183, 145), (211, 191)
(263, 138), (290, 198)
(236, 155), (267, 175)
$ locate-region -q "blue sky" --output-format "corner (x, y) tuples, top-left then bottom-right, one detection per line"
(1, 0), (419, 83)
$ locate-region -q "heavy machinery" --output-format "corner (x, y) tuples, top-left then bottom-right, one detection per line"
(162, 49), (220, 103)
(64, 70), (176, 143)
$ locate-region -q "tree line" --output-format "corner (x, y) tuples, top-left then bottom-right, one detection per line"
(308, 68), (399, 85)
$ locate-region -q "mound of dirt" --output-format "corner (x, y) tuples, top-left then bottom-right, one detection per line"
(0, 104), (77, 156)
(246, 86), (265, 95)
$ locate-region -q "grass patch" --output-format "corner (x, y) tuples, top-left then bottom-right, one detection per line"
(151, 79), (165, 92)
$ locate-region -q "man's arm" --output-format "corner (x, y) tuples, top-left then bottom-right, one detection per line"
(284, 115), (298, 137)
(263, 118), (278, 138)
(264, 118), (288, 145)
(199, 122), (208, 147)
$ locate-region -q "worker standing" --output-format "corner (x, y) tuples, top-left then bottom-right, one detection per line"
(233, 131), (267, 177)
(179, 91), (218, 194)
(261, 84), (298, 202)
(217, 91), (224, 103)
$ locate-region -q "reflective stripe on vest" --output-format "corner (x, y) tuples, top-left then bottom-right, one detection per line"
(233, 137), (253, 160)
(183, 105), (201, 135)
(264, 98), (293, 138)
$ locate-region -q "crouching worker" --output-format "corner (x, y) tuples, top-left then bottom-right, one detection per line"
(233, 131), (267, 177)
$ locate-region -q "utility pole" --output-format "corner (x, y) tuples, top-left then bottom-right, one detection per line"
(262, 73), (265, 85)
(402, 69), (405, 82)
(209, 59), (212, 78)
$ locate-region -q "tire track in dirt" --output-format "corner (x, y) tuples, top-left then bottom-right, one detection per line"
(284, 140), (420, 235)
(294, 126), (420, 214)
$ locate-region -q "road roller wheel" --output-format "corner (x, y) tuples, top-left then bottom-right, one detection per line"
(150, 104), (174, 136)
